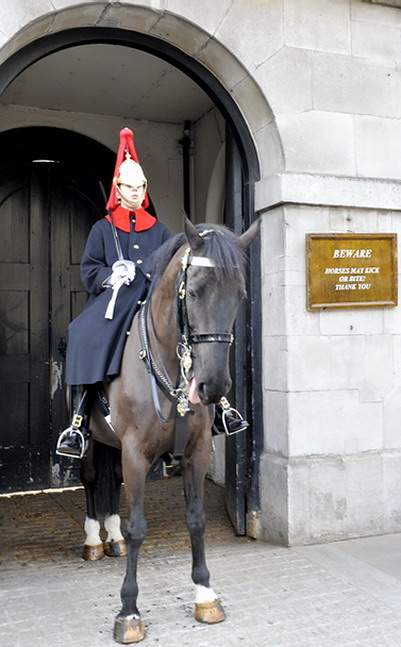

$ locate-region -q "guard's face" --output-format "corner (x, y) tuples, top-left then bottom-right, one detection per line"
(119, 183), (146, 210)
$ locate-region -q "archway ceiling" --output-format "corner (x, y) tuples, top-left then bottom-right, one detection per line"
(0, 44), (213, 124)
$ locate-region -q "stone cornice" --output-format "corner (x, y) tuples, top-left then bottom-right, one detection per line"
(255, 173), (401, 213)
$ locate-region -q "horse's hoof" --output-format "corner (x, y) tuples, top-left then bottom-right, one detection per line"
(82, 544), (105, 561)
(113, 615), (145, 644)
(104, 539), (127, 557)
(194, 599), (226, 624)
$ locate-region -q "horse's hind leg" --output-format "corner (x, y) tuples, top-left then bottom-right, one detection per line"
(104, 513), (127, 557)
(97, 445), (127, 558)
(182, 449), (226, 625)
(113, 449), (148, 644)
(80, 446), (104, 561)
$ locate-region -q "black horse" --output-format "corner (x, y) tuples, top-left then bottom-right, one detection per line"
(77, 217), (259, 643)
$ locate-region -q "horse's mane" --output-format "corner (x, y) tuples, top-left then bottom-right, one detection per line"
(146, 223), (247, 296)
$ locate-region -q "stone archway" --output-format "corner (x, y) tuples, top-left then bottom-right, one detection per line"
(0, 10), (266, 533)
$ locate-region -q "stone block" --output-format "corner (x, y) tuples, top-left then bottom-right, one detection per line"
(328, 334), (367, 390)
(263, 391), (289, 456)
(313, 51), (401, 119)
(259, 452), (289, 544)
(150, 12), (210, 55)
(232, 80), (276, 153)
(383, 451), (401, 531)
(98, 3), (162, 31)
(287, 335), (331, 391)
(355, 115), (401, 180)
(352, 1), (401, 26)
(384, 305), (401, 335)
(0, 0), (52, 38)
(383, 390), (401, 449)
(352, 18), (401, 65)
(260, 208), (286, 275)
(346, 454), (384, 536)
(274, 451), (401, 543)
(361, 335), (393, 393)
(319, 308), (384, 336)
(261, 278), (286, 336)
(327, 206), (387, 233)
(288, 390), (382, 455)
(309, 457), (347, 541)
(263, 336), (288, 392)
(286, 285), (321, 336)
(197, 38), (248, 91)
(254, 119), (284, 178)
(284, 0), (351, 54)
(287, 458), (310, 544)
(392, 336), (401, 388)
(166, 0), (232, 36)
(51, 4), (108, 31)
(278, 111), (355, 175)
(216, 0), (283, 71)
(254, 47), (312, 117)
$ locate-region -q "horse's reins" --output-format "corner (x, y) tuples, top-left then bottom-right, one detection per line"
(138, 235), (235, 456)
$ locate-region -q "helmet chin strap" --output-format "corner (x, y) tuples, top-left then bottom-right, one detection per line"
(114, 179), (145, 211)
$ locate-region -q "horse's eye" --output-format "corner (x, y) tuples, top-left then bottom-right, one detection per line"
(187, 288), (196, 299)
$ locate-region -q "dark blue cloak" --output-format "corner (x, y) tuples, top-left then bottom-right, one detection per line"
(65, 216), (171, 385)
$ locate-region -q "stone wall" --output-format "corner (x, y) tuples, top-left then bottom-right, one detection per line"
(2, 0), (401, 543)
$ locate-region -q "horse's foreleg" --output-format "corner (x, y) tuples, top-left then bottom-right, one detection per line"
(113, 450), (148, 644)
(80, 450), (104, 561)
(183, 452), (226, 625)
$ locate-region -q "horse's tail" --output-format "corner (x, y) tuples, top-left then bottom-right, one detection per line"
(93, 441), (123, 518)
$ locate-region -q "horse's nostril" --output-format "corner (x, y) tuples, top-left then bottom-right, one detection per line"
(196, 380), (231, 406)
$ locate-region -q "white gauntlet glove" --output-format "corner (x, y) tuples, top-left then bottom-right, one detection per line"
(103, 260), (136, 320)
(103, 260), (136, 288)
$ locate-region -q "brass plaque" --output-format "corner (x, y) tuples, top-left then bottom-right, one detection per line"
(306, 233), (398, 310)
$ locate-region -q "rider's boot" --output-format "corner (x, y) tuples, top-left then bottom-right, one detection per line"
(56, 386), (92, 459)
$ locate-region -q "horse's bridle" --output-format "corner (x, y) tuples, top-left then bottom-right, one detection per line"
(176, 246), (234, 347)
(139, 240), (235, 421)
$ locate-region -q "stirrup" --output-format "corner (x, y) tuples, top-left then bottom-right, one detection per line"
(56, 427), (88, 459)
(219, 397), (249, 436)
(221, 409), (249, 435)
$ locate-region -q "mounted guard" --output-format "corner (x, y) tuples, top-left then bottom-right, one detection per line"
(56, 128), (171, 457)
(56, 127), (248, 460)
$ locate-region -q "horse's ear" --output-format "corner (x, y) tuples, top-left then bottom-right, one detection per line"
(236, 218), (260, 251)
(183, 212), (204, 252)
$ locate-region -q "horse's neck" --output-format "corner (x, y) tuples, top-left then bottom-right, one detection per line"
(148, 270), (178, 367)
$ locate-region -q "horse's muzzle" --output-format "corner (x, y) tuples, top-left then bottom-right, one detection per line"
(197, 377), (232, 405)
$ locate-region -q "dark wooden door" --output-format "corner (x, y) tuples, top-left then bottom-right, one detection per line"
(0, 162), (101, 492)
(49, 163), (102, 488)
(0, 129), (114, 493)
(0, 165), (50, 491)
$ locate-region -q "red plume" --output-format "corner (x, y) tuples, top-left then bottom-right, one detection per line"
(106, 128), (149, 212)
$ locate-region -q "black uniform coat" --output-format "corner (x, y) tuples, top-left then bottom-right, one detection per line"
(65, 215), (171, 385)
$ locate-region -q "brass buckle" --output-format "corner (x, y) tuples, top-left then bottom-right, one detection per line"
(72, 414), (83, 428)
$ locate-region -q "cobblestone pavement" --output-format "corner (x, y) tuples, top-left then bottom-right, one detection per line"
(1, 476), (401, 646)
